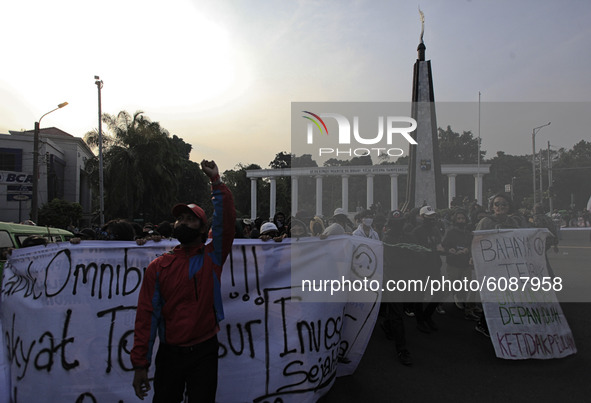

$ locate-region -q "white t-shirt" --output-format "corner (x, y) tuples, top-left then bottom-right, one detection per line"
(352, 224), (380, 240)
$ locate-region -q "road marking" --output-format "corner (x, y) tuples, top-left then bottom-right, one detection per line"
(557, 246), (591, 249)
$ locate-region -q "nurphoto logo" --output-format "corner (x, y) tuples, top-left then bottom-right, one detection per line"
(302, 111), (418, 158)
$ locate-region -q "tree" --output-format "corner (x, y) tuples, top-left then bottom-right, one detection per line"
(292, 154), (317, 168)
(438, 126), (485, 164)
(552, 140), (591, 210)
(485, 151), (531, 208)
(84, 111), (208, 223)
(432, 126), (486, 204)
(267, 152), (292, 216)
(38, 198), (83, 229)
(223, 163), (263, 217)
(269, 152), (292, 169)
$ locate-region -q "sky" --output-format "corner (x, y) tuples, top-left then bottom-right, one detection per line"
(1, 0), (590, 173)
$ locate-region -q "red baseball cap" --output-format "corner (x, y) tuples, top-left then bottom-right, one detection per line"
(172, 203), (207, 224)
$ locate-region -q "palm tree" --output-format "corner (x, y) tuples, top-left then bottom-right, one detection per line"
(84, 111), (200, 222)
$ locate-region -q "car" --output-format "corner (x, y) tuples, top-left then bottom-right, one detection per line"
(0, 221), (74, 278)
(0, 221), (73, 249)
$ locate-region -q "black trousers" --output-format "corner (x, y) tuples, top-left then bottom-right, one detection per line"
(382, 303), (407, 352)
(413, 302), (438, 323)
(153, 335), (219, 403)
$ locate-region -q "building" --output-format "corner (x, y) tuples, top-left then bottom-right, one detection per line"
(0, 127), (94, 224)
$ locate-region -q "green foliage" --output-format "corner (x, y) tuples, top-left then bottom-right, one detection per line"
(484, 151), (531, 208)
(267, 153), (292, 216)
(438, 126), (485, 164)
(269, 152), (292, 169)
(292, 154), (318, 168)
(83, 111), (209, 223)
(38, 198), (83, 229)
(552, 140), (591, 210)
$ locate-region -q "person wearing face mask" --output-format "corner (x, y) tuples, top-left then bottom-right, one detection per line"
(273, 212), (288, 237)
(131, 160), (236, 403)
(353, 210), (380, 240)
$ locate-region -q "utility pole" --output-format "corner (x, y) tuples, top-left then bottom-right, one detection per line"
(539, 148), (543, 205)
(95, 76), (105, 226)
(548, 141), (553, 213)
(31, 102), (68, 223)
(532, 122), (551, 206)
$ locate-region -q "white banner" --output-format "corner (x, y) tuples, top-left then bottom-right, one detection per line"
(472, 228), (576, 360)
(0, 236), (382, 402)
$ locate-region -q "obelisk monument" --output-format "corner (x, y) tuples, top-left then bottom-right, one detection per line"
(403, 9), (445, 210)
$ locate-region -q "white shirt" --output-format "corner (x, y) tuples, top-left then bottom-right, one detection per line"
(352, 224), (380, 240)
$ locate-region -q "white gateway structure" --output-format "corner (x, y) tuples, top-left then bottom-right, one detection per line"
(246, 164), (489, 219)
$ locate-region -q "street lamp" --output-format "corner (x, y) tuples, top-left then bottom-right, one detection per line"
(532, 122), (550, 206)
(31, 102), (69, 223)
(94, 76), (105, 226)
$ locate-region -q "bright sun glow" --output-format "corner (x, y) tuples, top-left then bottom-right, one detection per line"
(0, 0), (250, 120)
(137, 3), (240, 105)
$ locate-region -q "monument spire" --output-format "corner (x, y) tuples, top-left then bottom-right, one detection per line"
(418, 8), (426, 61)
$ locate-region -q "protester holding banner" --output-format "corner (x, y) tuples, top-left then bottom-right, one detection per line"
(131, 159), (236, 402)
(476, 193), (523, 232)
(474, 192), (525, 337)
(259, 222), (285, 242)
(100, 219), (137, 241)
(288, 217), (310, 239)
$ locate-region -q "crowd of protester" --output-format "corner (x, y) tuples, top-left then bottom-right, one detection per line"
(227, 193), (566, 367)
(1, 193), (578, 371)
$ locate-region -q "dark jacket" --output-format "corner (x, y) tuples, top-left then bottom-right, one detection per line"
(131, 181), (235, 369)
(441, 226), (472, 269)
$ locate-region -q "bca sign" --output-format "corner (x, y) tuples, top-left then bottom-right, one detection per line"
(0, 172), (33, 185)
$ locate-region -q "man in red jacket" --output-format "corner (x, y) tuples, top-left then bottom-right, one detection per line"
(131, 160), (235, 402)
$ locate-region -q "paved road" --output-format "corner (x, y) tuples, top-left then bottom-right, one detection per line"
(320, 233), (591, 403)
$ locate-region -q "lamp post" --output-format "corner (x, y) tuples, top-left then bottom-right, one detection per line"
(31, 102), (68, 223)
(94, 76), (105, 226)
(548, 141), (554, 213)
(511, 176), (516, 201)
(476, 91), (482, 204)
(532, 122), (550, 206)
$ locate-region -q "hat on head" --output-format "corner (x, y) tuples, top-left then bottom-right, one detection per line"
(260, 222), (279, 235)
(332, 208), (347, 218)
(172, 203), (207, 224)
(419, 205), (436, 216)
